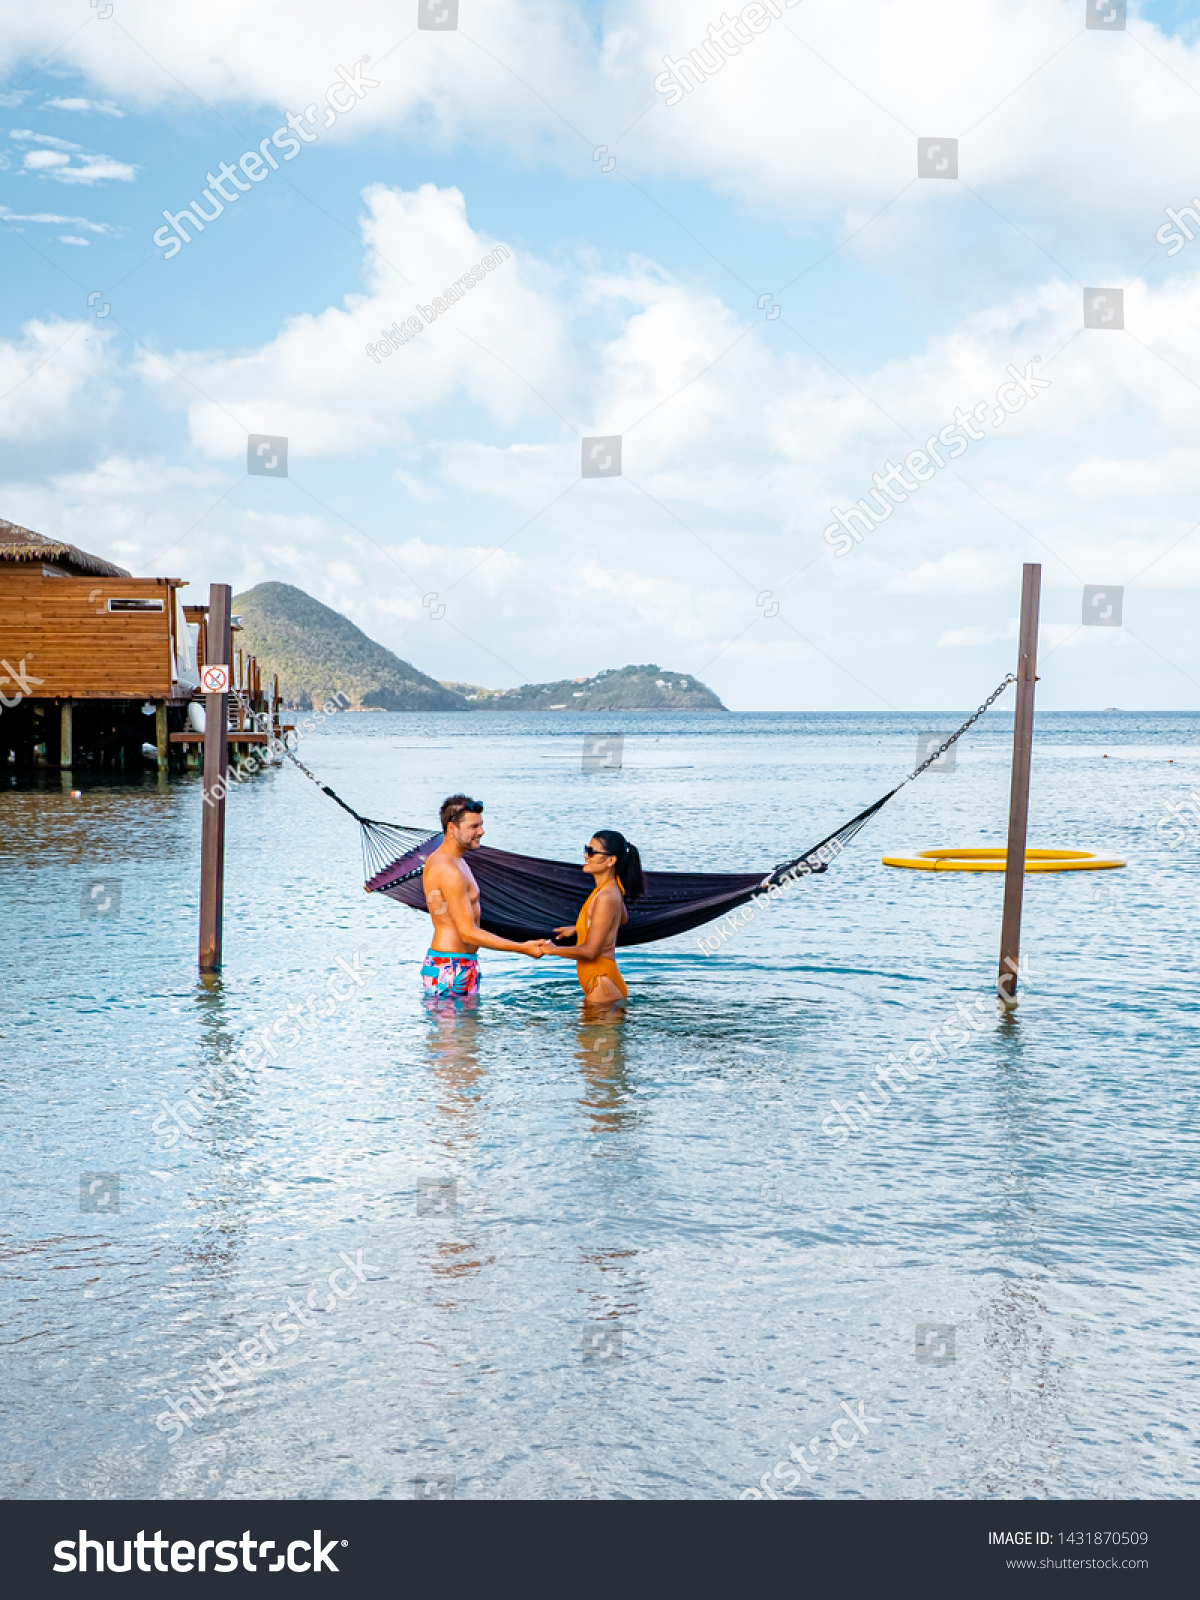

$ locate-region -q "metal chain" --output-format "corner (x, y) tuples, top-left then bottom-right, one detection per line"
(283, 747), (323, 789)
(281, 748), (419, 837)
(900, 673), (1017, 786)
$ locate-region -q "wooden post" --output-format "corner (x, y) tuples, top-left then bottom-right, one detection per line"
(199, 583), (232, 973)
(155, 701), (168, 770)
(998, 563), (1041, 1007)
(59, 700), (73, 768)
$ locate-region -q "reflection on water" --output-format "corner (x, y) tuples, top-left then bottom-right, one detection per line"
(425, 1004), (485, 1155)
(156, 982), (259, 1290)
(421, 1007), (492, 1311)
(575, 1010), (641, 1137)
(429, 1239), (495, 1284)
(972, 1274), (1066, 1498)
(579, 1246), (644, 1328)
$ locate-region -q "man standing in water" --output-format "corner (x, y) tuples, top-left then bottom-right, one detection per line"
(421, 794), (543, 1002)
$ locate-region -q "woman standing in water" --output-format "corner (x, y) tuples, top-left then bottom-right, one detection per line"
(537, 830), (644, 1007)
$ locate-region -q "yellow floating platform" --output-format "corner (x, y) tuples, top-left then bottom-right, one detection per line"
(882, 848), (1126, 873)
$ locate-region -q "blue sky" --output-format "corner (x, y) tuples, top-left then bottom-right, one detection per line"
(3, 0), (1200, 709)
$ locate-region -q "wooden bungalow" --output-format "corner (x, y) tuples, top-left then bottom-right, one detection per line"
(1, 519), (292, 774)
(0, 518), (193, 771)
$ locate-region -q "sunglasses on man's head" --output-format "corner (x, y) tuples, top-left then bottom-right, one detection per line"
(583, 844), (612, 858)
(448, 800), (484, 822)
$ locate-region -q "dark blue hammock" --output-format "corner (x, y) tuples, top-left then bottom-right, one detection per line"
(360, 799), (884, 947)
(291, 676), (1013, 947)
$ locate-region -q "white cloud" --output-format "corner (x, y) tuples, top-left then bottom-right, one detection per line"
(1064, 448), (1200, 499)
(10, 128), (81, 150)
(0, 319), (116, 441)
(42, 97), (124, 116)
(936, 621), (1015, 648)
(43, 155), (137, 184)
(9, 125), (134, 182)
(2, 458), (274, 622)
(892, 550), (1015, 596)
(59, 235), (89, 246)
(109, 183), (1200, 633)
(390, 468), (439, 504)
(137, 183), (571, 456)
(3, 0), (1199, 265)
(0, 204), (122, 235)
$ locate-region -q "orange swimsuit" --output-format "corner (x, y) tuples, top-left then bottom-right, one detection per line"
(574, 884), (628, 1000)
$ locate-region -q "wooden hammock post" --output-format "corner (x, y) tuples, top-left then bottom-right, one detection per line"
(199, 583), (232, 974)
(997, 563), (1041, 1007)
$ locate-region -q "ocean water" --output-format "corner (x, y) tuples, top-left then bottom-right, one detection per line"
(2, 709), (1198, 1501)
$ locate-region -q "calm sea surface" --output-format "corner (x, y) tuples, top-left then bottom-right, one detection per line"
(2, 710), (1198, 1500)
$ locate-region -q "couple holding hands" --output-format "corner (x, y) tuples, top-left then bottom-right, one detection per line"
(420, 793), (644, 1009)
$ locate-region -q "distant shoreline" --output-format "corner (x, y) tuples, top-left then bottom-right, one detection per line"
(466, 705), (728, 714)
(284, 703), (728, 714)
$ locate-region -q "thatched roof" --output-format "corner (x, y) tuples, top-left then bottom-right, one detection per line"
(0, 518), (131, 578)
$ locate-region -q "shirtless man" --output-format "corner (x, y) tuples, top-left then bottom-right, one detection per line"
(420, 794), (542, 1002)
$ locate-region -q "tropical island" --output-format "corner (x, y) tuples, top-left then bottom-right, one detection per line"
(232, 583), (726, 712)
(440, 666), (723, 711)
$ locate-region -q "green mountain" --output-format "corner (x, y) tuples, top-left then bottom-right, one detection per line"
(441, 664), (726, 712)
(228, 585), (725, 714)
(231, 582), (468, 711)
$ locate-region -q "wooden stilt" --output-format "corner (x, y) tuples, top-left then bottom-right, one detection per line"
(199, 584), (232, 974)
(997, 563), (1042, 1007)
(59, 700), (73, 768)
(155, 701), (168, 770)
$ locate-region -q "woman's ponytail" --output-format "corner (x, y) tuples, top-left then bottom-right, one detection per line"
(594, 829), (645, 903)
(621, 842), (645, 903)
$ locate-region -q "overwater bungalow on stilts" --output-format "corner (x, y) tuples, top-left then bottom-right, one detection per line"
(0, 519), (288, 775)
